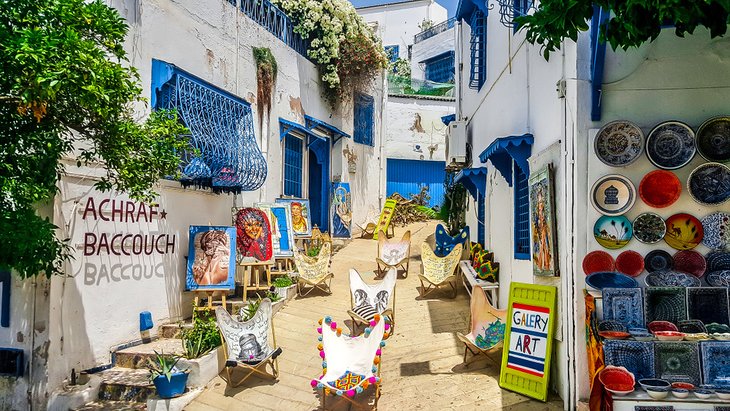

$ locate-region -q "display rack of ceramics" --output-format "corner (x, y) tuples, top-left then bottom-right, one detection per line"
(593, 215), (633, 250)
(706, 270), (730, 287)
(645, 270), (701, 287)
(687, 287), (730, 326)
(582, 250), (615, 275)
(673, 250), (707, 278)
(615, 250), (644, 277)
(633, 213), (666, 245)
(639, 170), (681, 208)
(599, 366), (636, 396)
(696, 116), (730, 162)
(604, 340), (655, 381)
(687, 162), (730, 206)
(594, 120), (644, 167)
(664, 213), (704, 250)
(591, 175), (636, 216)
(645, 121), (696, 170)
(654, 341), (702, 386)
(603, 287), (644, 329)
(644, 287), (687, 325)
(644, 250), (674, 273)
(707, 251), (730, 272)
(701, 212), (730, 250)
(586, 271), (638, 290)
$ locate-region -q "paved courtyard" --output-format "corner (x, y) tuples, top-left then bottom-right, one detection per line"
(187, 221), (563, 410)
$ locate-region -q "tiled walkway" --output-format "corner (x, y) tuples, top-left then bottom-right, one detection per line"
(186, 221), (563, 410)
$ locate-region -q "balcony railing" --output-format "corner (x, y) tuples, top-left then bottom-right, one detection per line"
(230, 0), (310, 58)
(414, 17), (456, 44)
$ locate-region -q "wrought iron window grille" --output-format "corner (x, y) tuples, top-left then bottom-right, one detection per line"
(229, 0), (310, 58)
(495, 0), (534, 29)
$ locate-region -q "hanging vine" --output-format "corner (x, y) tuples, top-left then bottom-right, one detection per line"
(252, 47), (278, 128)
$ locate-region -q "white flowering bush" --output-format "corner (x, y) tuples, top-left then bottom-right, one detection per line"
(273, 0), (388, 101)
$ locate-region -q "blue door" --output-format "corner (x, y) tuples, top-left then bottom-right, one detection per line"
(386, 159), (446, 208)
(308, 139), (330, 231)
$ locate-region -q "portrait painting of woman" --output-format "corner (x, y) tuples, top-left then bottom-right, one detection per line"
(275, 198), (312, 237)
(529, 166), (559, 276)
(331, 183), (352, 239)
(235, 208), (273, 262)
(186, 226), (237, 290)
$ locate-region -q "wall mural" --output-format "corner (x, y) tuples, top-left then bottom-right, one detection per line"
(234, 208), (274, 262)
(186, 226), (236, 290)
(275, 198), (312, 237)
(331, 183), (352, 239)
(529, 165), (559, 277)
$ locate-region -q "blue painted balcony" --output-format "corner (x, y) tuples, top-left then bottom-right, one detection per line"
(414, 17), (455, 44)
(228, 0), (310, 58)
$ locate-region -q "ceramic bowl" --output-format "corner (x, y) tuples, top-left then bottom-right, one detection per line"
(648, 320), (679, 333)
(716, 389), (730, 400)
(599, 331), (631, 340)
(606, 386), (634, 396)
(672, 388), (690, 398)
(639, 378), (671, 390)
(646, 388), (670, 399)
(694, 388), (714, 399)
(654, 331), (685, 341)
(629, 329), (654, 341)
(599, 365), (635, 395)
(671, 382), (695, 390)
(712, 333), (730, 341)
(684, 332), (710, 341)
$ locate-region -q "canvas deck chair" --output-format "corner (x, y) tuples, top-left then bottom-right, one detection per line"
(294, 242), (333, 296)
(434, 223), (471, 260)
(355, 207), (379, 238)
(418, 243), (462, 298)
(311, 315), (387, 410)
(375, 230), (411, 278)
(456, 286), (507, 365)
(215, 301), (282, 387)
(348, 268), (397, 335)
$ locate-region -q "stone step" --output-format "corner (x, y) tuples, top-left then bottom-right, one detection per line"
(72, 400), (147, 411)
(158, 322), (191, 339)
(96, 368), (155, 403)
(115, 338), (185, 369)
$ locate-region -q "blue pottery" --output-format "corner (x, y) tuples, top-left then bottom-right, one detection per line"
(153, 372), (188, 399)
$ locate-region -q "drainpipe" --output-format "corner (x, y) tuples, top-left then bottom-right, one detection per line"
(27, 278), (37, 411)
(378, 70), (387, 208)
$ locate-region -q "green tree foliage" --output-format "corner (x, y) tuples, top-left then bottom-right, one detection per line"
(517, 1), (730, 60)
(0, 0), (190, 278)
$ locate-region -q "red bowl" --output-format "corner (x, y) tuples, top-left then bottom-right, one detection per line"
(599, 366), (636, 389)
(615, 250), (645, 277)
(673, 250), (707, 277)
(648, 321), (679, 333)
(599, 331), (631, 340)
(639, 170), (681, 208)
(671, 382), (695, 390)
(583, 251), (615, 275)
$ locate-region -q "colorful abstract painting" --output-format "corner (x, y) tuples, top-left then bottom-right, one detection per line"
(275, 198), (312, 237)
(529, 165), (559, 277)
(234, 208), (274, 262)
(186, 226), (236, 290)
(255, 203), (295, 257)
(331, 183), (352, 239)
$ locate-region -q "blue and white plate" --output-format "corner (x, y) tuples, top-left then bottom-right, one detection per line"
(591, 175), (636, 216)
(646, 121), (696, 170)
(702, 212), (730, 250)
(700, 341), (730, 389)
(708, 252), (730, 271)
(688, 287), (730, 326)
(645, 270), (701, 287)
(688, 162), (730, 206)
(707, 270), (730, 287)
(604, 340), (655, 381)
(697, 116), (730, 163)
(595, 121), (644, 167)
(644, 250), (674, 273)
(586, 271), (638, 290)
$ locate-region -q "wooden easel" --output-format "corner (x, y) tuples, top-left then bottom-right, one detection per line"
(237, 260), (274, 301)
(193, 289), (229, 311)
(272, 256), (295, 276)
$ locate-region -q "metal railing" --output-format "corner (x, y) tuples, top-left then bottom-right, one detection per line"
(414, 17), (456, 44)
(232, 0), (310, 58)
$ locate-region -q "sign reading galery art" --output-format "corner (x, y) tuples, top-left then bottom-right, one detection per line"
(499, 282), (557, 402)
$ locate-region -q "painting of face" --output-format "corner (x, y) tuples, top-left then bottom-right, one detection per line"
(186, 226), (236, 290)
(235, 208), (273, 262)
(275, 199), (312, 237)
(529, 165), (559, 277)
(243, 217), (263, 240)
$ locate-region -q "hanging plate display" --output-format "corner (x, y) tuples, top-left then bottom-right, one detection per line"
(706, 270), (730, 287)
(701, 212), (730, 250)
(633, 213), (666, 244)
(594, 215), (633, 249)
(615, 250), (645, 277)
(582, 251), (616, 275)
(707, 251), (730, 272)
(639, 170), (681, 208)
(586, 271), (639, 290)
(594, 121), (644, 167)
(664, 213), (704, 250)
(591, 175), (636, 216)
(673, 250), (707, 278)
(644, 250), (674, 273)
(687, 162), (730, 206)
(646, 121), (696, 170)
(645, 270), (701, 287)
(696, 116), (730, 163)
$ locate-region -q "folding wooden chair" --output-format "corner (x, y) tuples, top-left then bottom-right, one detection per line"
(355, 208), (378, 238)
(215, 300), (282, 388)
(294, 242), (334, 296)
(375, 230), (411, 278)
(348, 268), (397, 336)
(456, 286), (507, 366)
(434, 223), (471, 260)
(418, 243), (462, 298)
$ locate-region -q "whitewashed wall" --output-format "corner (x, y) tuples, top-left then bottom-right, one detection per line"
(410, 28), (455, 81)
(385, 95), (454, 161)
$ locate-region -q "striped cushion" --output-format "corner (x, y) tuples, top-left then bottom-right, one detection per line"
(352, 302), (378, 322)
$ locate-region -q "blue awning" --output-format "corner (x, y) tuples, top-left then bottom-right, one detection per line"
(441, 114), (456, 126)
(479, 134), (533, 187)
(456, 0), (490, 22)
(455, 167), (487, 200)
(304, 115), (350, 143)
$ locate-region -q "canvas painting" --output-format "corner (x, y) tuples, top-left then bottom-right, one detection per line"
(186, 226), (236, 290)
(275, 198), (312, 237)
(234, 208), (274, 262)
(331, 183), (352, 239)
(255, 203), (295, 257)
(529, 165), (559, 277)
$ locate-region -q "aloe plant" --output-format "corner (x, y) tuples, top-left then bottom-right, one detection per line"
(147, 350), (183, 382)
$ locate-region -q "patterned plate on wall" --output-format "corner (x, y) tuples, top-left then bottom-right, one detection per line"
(586, 272), (639, 290)
(604, 340), (655, 381)
(654, 342), (701, 385)
(700, 341), (730, 389)
(594, 121), (645, 167)
(591, 175), (636, 216)
(582, 251), (616, 274)
(644, 250), (674, 273)
(594, 215), (633, 250)
(633, 213), (666, 245)
(645, 270), (701, 287)
(673, 250), (707, 278)
(646, 121), (697, 170)
(706, 270), (730, 287)
(644, 287), (688, 325)
(707, 251), (730, 271)
(687, 287), (730, 326)
(696, 116), (730, 163)
(615, 250), (645, 277)
(701, 212), (730, 250)
(639, 170), (682, 208)
(664, 213), (704, 250)
(687, 162), (730, 206)
(603, 287), (645, 329)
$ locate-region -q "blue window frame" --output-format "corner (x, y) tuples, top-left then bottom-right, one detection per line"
(469, 10), (487, 90)
(424, 51), (455, 83)
(385, 45), (400, 62)
(283, 134), (304, 197)
(513, 161), (530, 259)
(477, 194), (486, 246)
(353, 93), (375, 146)
(512, 0), (532, 32)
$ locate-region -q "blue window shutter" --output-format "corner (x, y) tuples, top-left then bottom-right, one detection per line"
(424, 51), (455, 83)
(469, 10), (487, 90)
(477, 193), (486, 246)
(385, 45), (400, 63)
(513, 161), (530, 260)
(354, 93), (375, 146)
(283, 134), (303, 197)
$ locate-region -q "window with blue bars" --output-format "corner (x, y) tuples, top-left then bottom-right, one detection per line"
(283, 134), (303, 197)
(469, 10), (487, 90)
(424, 51), (455, 83)
(513, 161), (530, 259)
(512, 0), (532, 32)
(353, 93), (374, 146)
(384, 45), (400, 63)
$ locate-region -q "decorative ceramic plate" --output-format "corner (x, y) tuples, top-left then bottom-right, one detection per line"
(707, 323), (730, 334)
(673, 250), (707, 278)
(604, 340), (655, 381)
(700, 341), (730, 388)
(644, 250), (674, 273)
(603, 287), (645, 329)
(644, 287), (688, 325)
(645, 270), (701, 287)
(599, 331), (631, 340)
(707, 252), (730, 271)
(696, 116), (730, 162)
(664, 213), (704, 250)
(615, 250), (645, 277)
(591, 175), (636, 216)
(711, 333), (730, 341)
(594, 215), (633, 249)
(648, 321), (680, 333)
(633, 213), (666, 245)
(654, 342), (701, 386)
(646, 121), (697, 170)
(586, 271), (639, 290)
(706, 270), (730, 287)
(639, 170), (682, 208)
(599, 365), (636, 390)
(595, 121), (645, 166)
(599, 320), (628, 332)
(687, 162), (730, 206)
(654, 331), (685, 341)
(683, 332), (710, 341)
(582, 251), (615, 275)
(678, 319), (707, 334)
(701, 212), (730, 250)
(687, 287), (730, 326)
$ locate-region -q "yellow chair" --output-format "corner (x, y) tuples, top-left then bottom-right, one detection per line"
(418, 243), (462, 298)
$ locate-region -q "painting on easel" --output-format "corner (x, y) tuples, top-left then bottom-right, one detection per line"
(331, 183), (352, 239)
(275, 198), (312, 237)
(234, 207), (274, 262)
(186, 226), (236, 291)
(254, 203), (295, 257)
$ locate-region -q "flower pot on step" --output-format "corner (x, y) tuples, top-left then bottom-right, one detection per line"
(153, 372), (188, 399)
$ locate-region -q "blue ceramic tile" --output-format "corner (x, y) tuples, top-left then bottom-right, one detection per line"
(654, 342), (701, 386)
(603, 287), (645, 329)
(688, 287), (730, 326)
(603, 340), (655, 381)
(701, 341), (730, 388)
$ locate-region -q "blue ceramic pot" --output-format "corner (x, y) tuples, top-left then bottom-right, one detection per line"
(153, 372), (188, 399)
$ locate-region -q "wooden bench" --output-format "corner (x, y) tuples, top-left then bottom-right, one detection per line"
(459, 261), (499, 307)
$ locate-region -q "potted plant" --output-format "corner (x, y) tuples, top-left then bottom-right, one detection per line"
(147, 350), (188, 399)
(272, 276), (294, 300)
